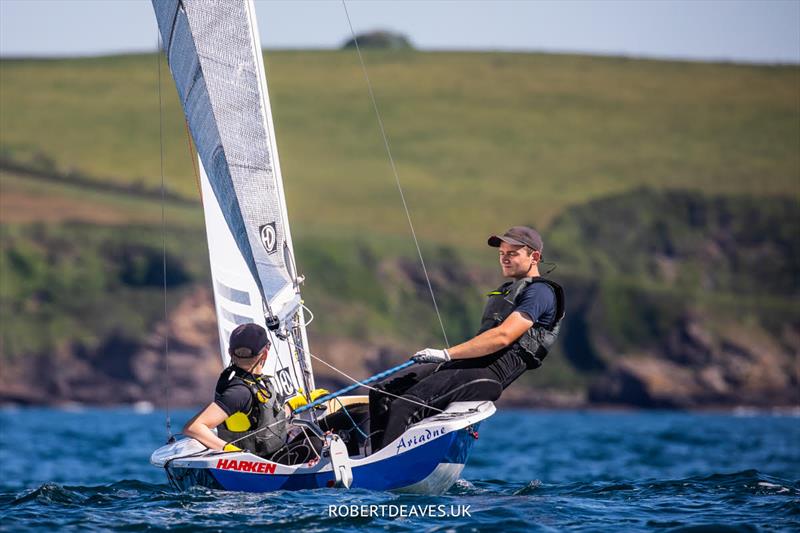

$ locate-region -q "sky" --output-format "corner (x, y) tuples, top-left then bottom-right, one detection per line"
(0, 0), (798, 64)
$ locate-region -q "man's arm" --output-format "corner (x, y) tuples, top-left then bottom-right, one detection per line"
(448, 311), (533, 359)
(182, 402), (230, 450)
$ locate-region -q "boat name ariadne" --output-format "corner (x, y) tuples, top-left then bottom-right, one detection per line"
(216, 459), (277, 474)
(395, 427), (445, 453)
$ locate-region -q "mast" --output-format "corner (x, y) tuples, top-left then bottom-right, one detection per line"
(244, 0), (314, 391)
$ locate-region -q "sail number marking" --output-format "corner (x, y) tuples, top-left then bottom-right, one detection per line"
(276, 367), (296, 397)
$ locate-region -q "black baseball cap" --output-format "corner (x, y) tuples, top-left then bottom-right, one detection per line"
(488, 226), (544, 252)
(228, 323), (270, 358)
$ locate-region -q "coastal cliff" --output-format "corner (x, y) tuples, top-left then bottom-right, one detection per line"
(1, 189), (796, 408)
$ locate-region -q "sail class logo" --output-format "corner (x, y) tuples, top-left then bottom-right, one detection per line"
(259, 222), (277, 254)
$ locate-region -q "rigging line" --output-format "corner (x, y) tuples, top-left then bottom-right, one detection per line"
(294, 343), (444, 414)
(262, 324), (315, 425)
(299, 425), (321, 460)
(300, 303), (314, 327)
(156, 34), (173, 441)
(341, 0), (450, 348)
(213, 416), (289, 449)
(289, 328), (316, 399)
(334, 397), (369, 440)
(286, 327), (314, 410)
(541, 261), (558, 275)
(263, 328), (290, 379)
(183, 119), (203, 202)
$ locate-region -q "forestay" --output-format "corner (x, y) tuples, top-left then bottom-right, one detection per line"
(152, 0), (311, 396)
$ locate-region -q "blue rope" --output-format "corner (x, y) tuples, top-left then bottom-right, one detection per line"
(335, 398), (370, 440)
(294, 360), (416, 415)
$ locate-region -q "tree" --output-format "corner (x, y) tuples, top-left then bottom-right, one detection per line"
(341, 30), (413, 50)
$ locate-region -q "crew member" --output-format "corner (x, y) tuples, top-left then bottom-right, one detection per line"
(183, 322), (327, 461)
(369, 226), (565, 451)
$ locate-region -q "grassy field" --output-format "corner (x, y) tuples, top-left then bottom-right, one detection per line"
(0, 172), (203, 227)
(1, 51), (797, 254)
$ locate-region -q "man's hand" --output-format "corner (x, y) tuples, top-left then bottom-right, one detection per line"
(412, 348), (450, 363)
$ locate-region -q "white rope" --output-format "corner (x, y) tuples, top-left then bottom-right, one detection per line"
(224, 416), (289, 447)
(300, 303), (314, 327)
(299, 425), (321, 460)
(341, 0), (450, 348)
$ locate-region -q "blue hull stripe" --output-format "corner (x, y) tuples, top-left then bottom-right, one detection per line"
(200, 425), (480, 492)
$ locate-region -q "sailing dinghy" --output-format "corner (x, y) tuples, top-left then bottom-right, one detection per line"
(149, 0), (495, 493)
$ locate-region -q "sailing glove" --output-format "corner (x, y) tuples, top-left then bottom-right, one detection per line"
(412, 348), (450, 363)
(309, 388), (330, 402)
(286, 388), (331, 411)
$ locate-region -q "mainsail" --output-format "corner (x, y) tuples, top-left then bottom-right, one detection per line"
(152, 0), (312, 396)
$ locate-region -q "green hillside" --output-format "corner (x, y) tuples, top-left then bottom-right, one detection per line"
(1, 51), (797, 250)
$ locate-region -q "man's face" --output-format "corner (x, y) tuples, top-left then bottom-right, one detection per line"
(498, 242), (536, 278)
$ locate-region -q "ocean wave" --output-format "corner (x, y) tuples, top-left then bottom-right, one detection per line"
(10, 480), (169, 507)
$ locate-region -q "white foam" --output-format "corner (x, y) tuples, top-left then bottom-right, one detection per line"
(132, 401), (154, 414)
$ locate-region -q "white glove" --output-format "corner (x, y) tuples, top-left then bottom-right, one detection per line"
(412, 348), (450, 363)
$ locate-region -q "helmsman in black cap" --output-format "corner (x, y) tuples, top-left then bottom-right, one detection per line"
(368, 226), (565, 452)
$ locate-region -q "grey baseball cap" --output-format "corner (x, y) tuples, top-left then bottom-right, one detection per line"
(487, 226), (544, 252)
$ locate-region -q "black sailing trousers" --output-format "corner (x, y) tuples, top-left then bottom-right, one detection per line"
(368, 351), (528, 451)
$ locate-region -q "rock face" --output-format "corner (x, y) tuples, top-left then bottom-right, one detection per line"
(0, 288), (221, 407)
(1, 283), (796, 409)
(546, 189), (800, 408)
(1, 190), (797, 410)
(589, 313), (799, 408)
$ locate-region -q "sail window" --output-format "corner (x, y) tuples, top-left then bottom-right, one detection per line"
(215, 280), (251, 305)
(220, 308), (254, 326)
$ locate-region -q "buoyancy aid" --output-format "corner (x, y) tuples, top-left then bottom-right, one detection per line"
(478, 276), (565, 370)
(216, 366), (287, 457)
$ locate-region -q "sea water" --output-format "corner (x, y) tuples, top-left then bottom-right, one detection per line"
(0, 408), (797, 531)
